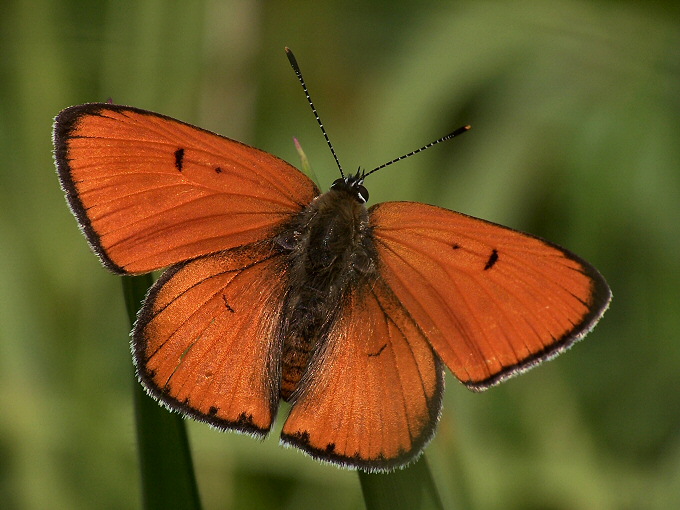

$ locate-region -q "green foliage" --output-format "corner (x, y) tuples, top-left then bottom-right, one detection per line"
(1, 1), (679, 509)
(359, 457), (444, 510)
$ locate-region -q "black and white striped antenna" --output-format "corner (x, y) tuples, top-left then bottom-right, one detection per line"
(285, 47), (470, 181)
(286, 47), (346, 179)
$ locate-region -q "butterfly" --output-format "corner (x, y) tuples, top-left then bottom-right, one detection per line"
(53, 48), (611, 472)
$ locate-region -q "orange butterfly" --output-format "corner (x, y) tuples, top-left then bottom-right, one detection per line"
(53, 49), (610, 472)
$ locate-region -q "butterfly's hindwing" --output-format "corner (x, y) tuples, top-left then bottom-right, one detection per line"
(133, 242), (285, 436)
(281, 278), (444, 471)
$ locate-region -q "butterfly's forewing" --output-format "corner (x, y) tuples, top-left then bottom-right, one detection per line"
(370, 202), (611, 390)
(54, 104), (319, 274)
(133, 242), (285, 435)
(281, 279), (444, 471)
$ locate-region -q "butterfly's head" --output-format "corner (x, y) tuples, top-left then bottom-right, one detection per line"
(330, 169), (369, 204)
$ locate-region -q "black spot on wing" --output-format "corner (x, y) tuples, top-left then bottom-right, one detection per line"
(174, 148), (185, 171)
(367, 343), (387, 357)
(484, 249), (499, 270)
(288, 430), (311, 445)
(236, 412), (255, 427)
(222, 294), (235, 313)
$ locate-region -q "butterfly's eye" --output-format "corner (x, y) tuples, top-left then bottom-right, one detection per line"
(331, 177), (368, 203)
(356, 185), (369, 203)
(330, 178), (345, 190)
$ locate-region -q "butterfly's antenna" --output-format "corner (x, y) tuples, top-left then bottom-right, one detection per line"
(285, 47), (345, 179)
(363, 125), (471, 179)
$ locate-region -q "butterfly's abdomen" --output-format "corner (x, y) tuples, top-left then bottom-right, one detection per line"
(276, 189), (378, 401)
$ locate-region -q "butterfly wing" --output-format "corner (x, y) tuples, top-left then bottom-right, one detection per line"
(53, 104), (319, 274)
(369, 202), (611, 390)
(133, 242), (285, 435)
(280, 279), (444, 472)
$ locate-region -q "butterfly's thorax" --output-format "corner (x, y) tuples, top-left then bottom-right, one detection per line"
(275, 187), (378, 401)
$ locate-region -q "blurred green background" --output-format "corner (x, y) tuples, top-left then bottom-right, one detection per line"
(2, 1), (679, 509)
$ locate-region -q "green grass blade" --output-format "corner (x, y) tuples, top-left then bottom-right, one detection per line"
(122, 275), (202, 510)
(358, 456), (445, 510)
